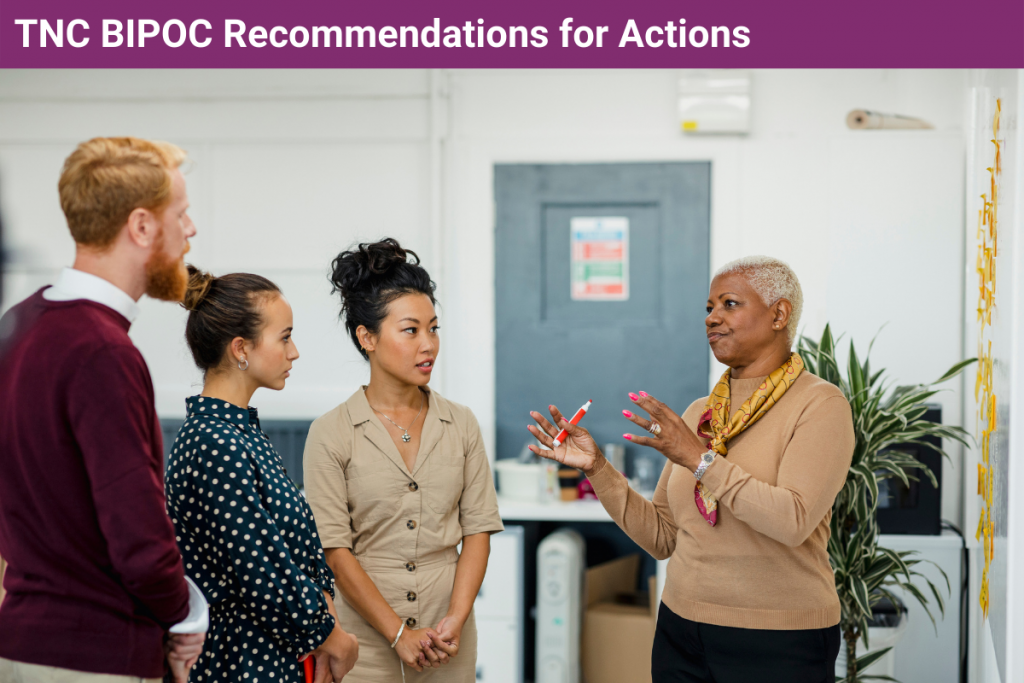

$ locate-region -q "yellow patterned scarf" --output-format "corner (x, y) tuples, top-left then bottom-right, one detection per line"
(694, 353), (804, 526)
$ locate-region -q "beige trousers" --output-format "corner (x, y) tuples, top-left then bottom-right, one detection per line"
(0, 658), (160, 683)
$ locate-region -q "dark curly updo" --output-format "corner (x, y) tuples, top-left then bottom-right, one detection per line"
(182, 265), (281, 373)
(329, 238), (436, 360)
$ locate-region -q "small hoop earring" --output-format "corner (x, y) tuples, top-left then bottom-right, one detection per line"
(238, 358), (249, 371)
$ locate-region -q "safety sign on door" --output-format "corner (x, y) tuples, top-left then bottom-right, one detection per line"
(570, 216), (629, 301)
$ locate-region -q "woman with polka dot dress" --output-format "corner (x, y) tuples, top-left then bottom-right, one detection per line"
(166, 267), (359, 683)
(302, 240), (504, 682)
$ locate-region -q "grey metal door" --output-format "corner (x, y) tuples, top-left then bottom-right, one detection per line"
(495, 162), (711, 465)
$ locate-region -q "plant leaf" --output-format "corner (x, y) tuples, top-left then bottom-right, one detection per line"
(933, 357), (977, 384)
(854, 647), (894, 673)
(849, 341), (865, 411)
(851, 577), (871, 616)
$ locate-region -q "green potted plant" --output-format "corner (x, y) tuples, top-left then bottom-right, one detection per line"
(798, 325), (975, 683)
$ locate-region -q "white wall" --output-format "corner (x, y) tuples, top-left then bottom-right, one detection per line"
(0, 69), (970, 527)
(442, 69), (969, 526)
(0, 70), (436, 420)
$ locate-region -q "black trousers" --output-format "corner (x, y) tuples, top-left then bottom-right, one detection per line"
(652, 603), (841, 683)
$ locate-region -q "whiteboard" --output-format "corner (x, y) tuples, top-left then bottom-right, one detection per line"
(964, 69), (1020, 683)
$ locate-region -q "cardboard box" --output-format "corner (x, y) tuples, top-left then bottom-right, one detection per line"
(581, 555), (658, 683)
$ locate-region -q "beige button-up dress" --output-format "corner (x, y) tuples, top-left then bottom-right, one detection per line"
(303, 388), (503, 682)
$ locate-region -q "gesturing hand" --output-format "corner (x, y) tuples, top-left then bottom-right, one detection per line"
(527, 405), (605, 475)
(621, 392), (706, 472)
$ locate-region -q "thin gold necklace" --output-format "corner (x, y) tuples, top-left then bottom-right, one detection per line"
(368, 391), (424, 443)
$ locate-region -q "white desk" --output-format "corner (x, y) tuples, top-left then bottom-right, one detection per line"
(498, 497), (613, 522)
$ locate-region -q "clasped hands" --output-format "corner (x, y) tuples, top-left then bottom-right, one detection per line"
(528, 391), (706, 473)
(394, 614), (464, 672)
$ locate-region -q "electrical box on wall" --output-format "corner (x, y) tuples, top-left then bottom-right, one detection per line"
(678, 69), (751, 135)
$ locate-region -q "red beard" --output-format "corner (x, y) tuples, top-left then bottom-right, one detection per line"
(144, 231), (189, 302)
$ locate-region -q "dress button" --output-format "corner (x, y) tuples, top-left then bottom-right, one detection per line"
(407, 520), (417, 530)
(406, 617), (417, 627)
(408, 482), (419, 492)
(407, 591), (417, 602)
(405, 561), (416, 572)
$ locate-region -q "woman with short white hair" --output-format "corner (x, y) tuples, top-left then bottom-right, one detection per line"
(530, 256), (854, 683)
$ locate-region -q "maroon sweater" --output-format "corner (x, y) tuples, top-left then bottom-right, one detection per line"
(0, 290), (188, 677)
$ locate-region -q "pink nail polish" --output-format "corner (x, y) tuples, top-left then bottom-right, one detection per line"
(629, 393), (639, 401)
(639, 391), (648, 397)
(623, 410), (633, 418)
(624, 434), (632, 440)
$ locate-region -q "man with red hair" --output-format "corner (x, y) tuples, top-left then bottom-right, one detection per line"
(0, 137), (204, 682)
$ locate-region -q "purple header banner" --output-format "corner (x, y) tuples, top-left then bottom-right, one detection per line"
(2, 0), (1022, 68)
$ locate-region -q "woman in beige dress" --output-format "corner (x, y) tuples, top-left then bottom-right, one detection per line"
(304, 239), (503, 682)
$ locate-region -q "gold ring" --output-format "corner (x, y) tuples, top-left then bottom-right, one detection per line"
(648, 422), (662, 436)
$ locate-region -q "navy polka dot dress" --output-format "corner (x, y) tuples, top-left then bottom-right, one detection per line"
(166, 396), (337, 683)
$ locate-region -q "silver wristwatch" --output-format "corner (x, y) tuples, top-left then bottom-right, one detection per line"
(694, 450), (717, 481)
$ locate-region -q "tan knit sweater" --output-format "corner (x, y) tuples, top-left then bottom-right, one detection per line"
(587, 371), (854, 630)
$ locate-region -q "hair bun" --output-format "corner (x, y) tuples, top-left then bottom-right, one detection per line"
(330, 238), (421, 300)
(328, 237), (436, 360)
(182, 264), (216, 311)
(364, 237), (417, 274)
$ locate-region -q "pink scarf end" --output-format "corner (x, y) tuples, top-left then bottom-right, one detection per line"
(694, 484), (718, 526)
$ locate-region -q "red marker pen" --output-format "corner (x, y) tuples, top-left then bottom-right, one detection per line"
(552, 400), (592, 447)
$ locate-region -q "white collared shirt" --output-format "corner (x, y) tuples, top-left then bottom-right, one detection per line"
(42, 267), (140, 323)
